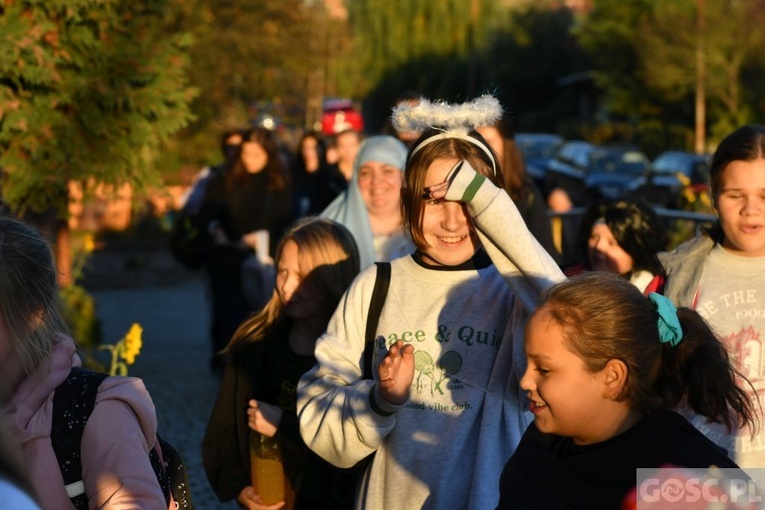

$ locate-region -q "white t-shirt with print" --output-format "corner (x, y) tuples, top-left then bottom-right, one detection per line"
(689, 245), (765, 469)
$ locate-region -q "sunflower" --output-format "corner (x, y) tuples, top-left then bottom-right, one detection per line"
(121, 323), (143, 365)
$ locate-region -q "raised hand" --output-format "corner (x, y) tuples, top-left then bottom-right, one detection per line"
(422, 160), (464, 201)
(377, 340), (415, 405)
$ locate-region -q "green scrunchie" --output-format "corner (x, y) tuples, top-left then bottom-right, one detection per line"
(648, 292), (683, 347)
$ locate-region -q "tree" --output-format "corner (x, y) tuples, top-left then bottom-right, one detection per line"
(481, 1), (590, 132)
(164, 0), (326, 170)
(576, 0), (765, 150)
(575, 0), (660, 119)
(0, 0), (196, 283)
(345, 0), (501, 130)
(636, 0), (765, 143)
(0, 1), (196, 214)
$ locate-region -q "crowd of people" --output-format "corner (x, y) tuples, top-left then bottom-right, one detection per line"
(2, 92), (765, 510)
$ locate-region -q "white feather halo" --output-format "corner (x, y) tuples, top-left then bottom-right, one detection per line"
(391, 94), (502, 134)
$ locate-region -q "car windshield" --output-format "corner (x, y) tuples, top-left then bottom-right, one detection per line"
(590, 150), (649, 175)
(516, 136), (562, 160)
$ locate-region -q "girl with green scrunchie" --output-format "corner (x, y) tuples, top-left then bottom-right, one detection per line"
(497, 272), (758, 510)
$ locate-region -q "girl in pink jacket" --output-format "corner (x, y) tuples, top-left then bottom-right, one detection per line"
(0, 216), (166, 509)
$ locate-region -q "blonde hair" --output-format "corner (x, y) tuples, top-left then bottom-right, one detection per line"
(0, 217), (69, 377)
(401, 129), (503, 251)
(225, 217), (360, 351)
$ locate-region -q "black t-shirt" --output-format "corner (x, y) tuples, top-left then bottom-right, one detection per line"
(497, 410), (741, 510)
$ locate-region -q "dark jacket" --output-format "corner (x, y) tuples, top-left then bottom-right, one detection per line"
(202, 321), (355, 509)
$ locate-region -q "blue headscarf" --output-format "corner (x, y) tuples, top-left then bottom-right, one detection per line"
(321, 135), (409, 269)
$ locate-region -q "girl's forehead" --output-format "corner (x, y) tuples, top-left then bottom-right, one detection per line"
(423, 158), (459, 184)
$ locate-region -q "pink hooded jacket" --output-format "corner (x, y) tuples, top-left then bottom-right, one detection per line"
(3, 334), (166, 509)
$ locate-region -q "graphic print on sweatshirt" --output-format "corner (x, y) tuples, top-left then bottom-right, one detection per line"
(372, 310), (511, 415)
(689, 246), (765, 465)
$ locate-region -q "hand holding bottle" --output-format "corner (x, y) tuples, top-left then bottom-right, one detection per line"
(236, 485), (285, 510)
(247, 399), (282, 437)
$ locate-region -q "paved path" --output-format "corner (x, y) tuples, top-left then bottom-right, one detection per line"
(88, 251), (238, 509)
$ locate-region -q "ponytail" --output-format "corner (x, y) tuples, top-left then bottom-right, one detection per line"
(653, 308), (759, 433)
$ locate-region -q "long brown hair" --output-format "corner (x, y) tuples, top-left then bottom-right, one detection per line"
(225, 127), (289, 192)
(0, 217), (69, 380)
(541, 272), (758, 433)
(491, 116), (527, 204)
(401, 129), (503, 252)
(224, 217), (360, 352)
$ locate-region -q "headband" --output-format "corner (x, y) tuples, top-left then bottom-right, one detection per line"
(390, 95), (502, 175)
(648, 293), (683, 347)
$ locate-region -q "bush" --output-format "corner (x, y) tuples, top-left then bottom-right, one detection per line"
(60, 283), (102, 351)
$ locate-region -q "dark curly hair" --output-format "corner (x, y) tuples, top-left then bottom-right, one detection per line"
(577, 197), (667, 275)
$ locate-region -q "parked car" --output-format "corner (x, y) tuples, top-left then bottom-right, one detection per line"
(545, 142), (652, 205)
(584, 146), (651, 200)
(544, 140), (596, 206)
(515, 133), (565, 186)
(634, 151), (711, 208)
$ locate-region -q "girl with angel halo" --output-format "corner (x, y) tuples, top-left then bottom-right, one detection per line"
(297, 95), (566, 509)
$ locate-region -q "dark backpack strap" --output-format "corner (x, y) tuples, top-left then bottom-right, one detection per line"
(363, 262), (391, 379)
(51, 367), (109, 509)
(151, 434), (194, 509)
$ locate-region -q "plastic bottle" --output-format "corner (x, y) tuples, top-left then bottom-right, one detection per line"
(249, 432), (285, 505)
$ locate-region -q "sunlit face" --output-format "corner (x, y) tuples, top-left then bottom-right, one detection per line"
(336, 131), (360, 166)
(357, 160), (403, 217)
(520, 308), (609, 445)
(716, 158), (765, 257)
(301, 137), (320, 173)
(420, 158), (479, 266)
(476, 126), (503, 161)
(276, 240), (323, 319)
(241, 140), (268, 174)
(587, 222), (634, 274)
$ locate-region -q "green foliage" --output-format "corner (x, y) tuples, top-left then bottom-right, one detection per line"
(60, 282), (102, 351)
(576, 0), (765, 148)
(0, 0), (196, 215)
(167, 0), (322, 167)
(349, 0), (501, 131)
(481, 2), (589, 131)
(575, 0), (662, 118)
(348, 0), (497, 92)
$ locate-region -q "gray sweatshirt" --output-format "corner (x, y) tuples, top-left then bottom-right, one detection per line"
(297, 162), (565, 509)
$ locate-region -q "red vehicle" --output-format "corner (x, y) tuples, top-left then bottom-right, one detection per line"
(321, 98), (364, 135)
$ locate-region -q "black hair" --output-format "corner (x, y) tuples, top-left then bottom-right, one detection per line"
(577, 197), (667, 275)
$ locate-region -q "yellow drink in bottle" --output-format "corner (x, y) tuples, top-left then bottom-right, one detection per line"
(250, 432), (285, 505)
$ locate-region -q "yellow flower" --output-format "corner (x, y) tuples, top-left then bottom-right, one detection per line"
(683, 187), (696, 204)
(121, 323), (143, 365)
(83, 234), (95, 254)
(676, 172), (691, 186)
(700, 191), (712, 208)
